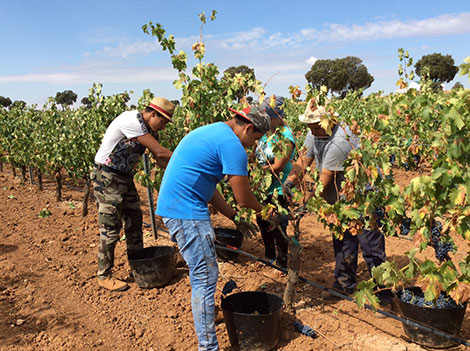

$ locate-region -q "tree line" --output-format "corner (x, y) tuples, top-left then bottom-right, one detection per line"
(0, 52), (462, 110)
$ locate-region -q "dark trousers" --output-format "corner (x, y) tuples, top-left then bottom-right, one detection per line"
(257, 195), (289, 268)
(332, 228), (386, 294)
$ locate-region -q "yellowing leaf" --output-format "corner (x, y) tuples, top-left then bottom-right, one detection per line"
(417, 274), (443, 300)
(319, 118), (333, 136)
(449, 282), (470, 304)
(455, 186), (467, 206)
(260, 203), (275, 220)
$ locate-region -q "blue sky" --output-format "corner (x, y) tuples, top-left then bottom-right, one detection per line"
(1, 1), (469, 106)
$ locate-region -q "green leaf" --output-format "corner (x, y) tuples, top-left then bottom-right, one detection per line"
(38, 208), (51, 218)
(448, 108), (465, 130)
(371, 261), (399, 286)
(341, 206), (360, 219)
(354, 280), (379, 310)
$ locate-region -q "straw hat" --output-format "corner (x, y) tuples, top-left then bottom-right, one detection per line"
(298, 99), (329, 124)
(147, 97), (175, 122)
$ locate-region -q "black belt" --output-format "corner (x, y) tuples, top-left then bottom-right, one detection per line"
(93, 163), (130, 177)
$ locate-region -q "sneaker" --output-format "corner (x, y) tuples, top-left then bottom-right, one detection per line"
(98, 277), (129, 292)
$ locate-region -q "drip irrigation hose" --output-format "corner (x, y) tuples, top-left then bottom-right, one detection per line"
(214, 243), (470, 347)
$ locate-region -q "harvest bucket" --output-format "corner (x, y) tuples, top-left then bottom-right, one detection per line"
(396, 287), (467, 348)
(214, 228), (243, 260)
(127, 246), (175, 288)
(221, 291), (283, 351)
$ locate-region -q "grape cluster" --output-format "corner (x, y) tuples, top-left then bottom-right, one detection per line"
(430, 221), (453, 262)
(414, 154), (421, 164)
(404, 155), (421, 171)
(374, 207), (386, 228)
(400, 217), (411, 235)
(400, 289), (461, 309)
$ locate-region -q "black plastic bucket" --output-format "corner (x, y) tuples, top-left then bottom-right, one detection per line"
(221, 291), (283, 351)
(214, 228), (243, 260)
(127, 246), (175, 288)
(396, 287), (467, 348)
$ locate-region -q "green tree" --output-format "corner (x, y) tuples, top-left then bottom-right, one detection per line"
(223, 65), (256, 101)
(452, 81), (464, 91)
(305, 56), (374, 97)
(0, 96), (12, 108)
(415, 53), (458, 83)
(304, 59), (333, 90)
(11, 100), (26, 110)
(55, 90), (78, 108)
(119, 92), (131, 105)
(81, 97), (92, 109)
(171, 99), (180, 106)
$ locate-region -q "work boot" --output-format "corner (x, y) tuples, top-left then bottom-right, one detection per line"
(98, 277), (129, 292)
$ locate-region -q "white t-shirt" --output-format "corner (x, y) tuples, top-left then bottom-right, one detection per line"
(94, 111), (154, 174)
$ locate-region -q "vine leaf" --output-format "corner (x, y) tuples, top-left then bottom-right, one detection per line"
(449, 282), (470, 304)
(417, 273), (443, 301)
(372, 261), (399, 287)
(354, 280), (379, 310)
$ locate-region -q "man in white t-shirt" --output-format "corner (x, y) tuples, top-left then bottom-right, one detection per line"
(92, 97), (174, 291)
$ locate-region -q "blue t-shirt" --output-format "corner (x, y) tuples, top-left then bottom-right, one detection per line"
(156, 122), (248, 220)
(255, 126), (295, 195)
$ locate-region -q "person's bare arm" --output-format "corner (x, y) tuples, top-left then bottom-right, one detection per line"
(208, 189), (237, 219)
(263, 142), (294, 175)
(136, 133), (172, 168)
(227, 175), (263, 213)
(319, 168), (335, 196)
(287, 154), (314, 185)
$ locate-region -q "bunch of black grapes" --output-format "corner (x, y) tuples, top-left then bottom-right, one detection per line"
(400, 217), (411, 235)
(430, 221), (453, 262)
(404, 154), (421, 171)
(400, 289), (461, 309)
(374, 207), (386, 228)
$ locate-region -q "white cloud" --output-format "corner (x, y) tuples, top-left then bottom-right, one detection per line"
(0, 63), (177, 85)
(212, 27), (266, 50)
(300, 12), (470, 42)
(306, 56), (317, 65)
(98, 41), (161, 58)
(78, 12), (470, 61)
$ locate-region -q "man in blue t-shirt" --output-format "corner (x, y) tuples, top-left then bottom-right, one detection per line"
(157, 106), (276, 351)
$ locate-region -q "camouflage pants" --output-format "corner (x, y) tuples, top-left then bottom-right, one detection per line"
(91, 166), (143, 279)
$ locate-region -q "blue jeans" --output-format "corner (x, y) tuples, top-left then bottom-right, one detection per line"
(163, 218), (219, 351)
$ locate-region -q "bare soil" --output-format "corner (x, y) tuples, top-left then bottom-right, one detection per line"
(0, 166), (469, 351)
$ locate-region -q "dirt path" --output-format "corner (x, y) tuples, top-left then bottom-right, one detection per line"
(0, 167), (468, 350)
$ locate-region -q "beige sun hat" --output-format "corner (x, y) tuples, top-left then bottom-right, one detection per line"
(298, 99), (330, 124)
(147, 97), (175, 122)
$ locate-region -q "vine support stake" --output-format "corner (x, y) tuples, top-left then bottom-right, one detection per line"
(143, 154), (157, 239)
(28, 166), (34, 184)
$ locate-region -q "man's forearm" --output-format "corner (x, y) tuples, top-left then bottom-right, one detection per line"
(209, 190), (236, 219)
